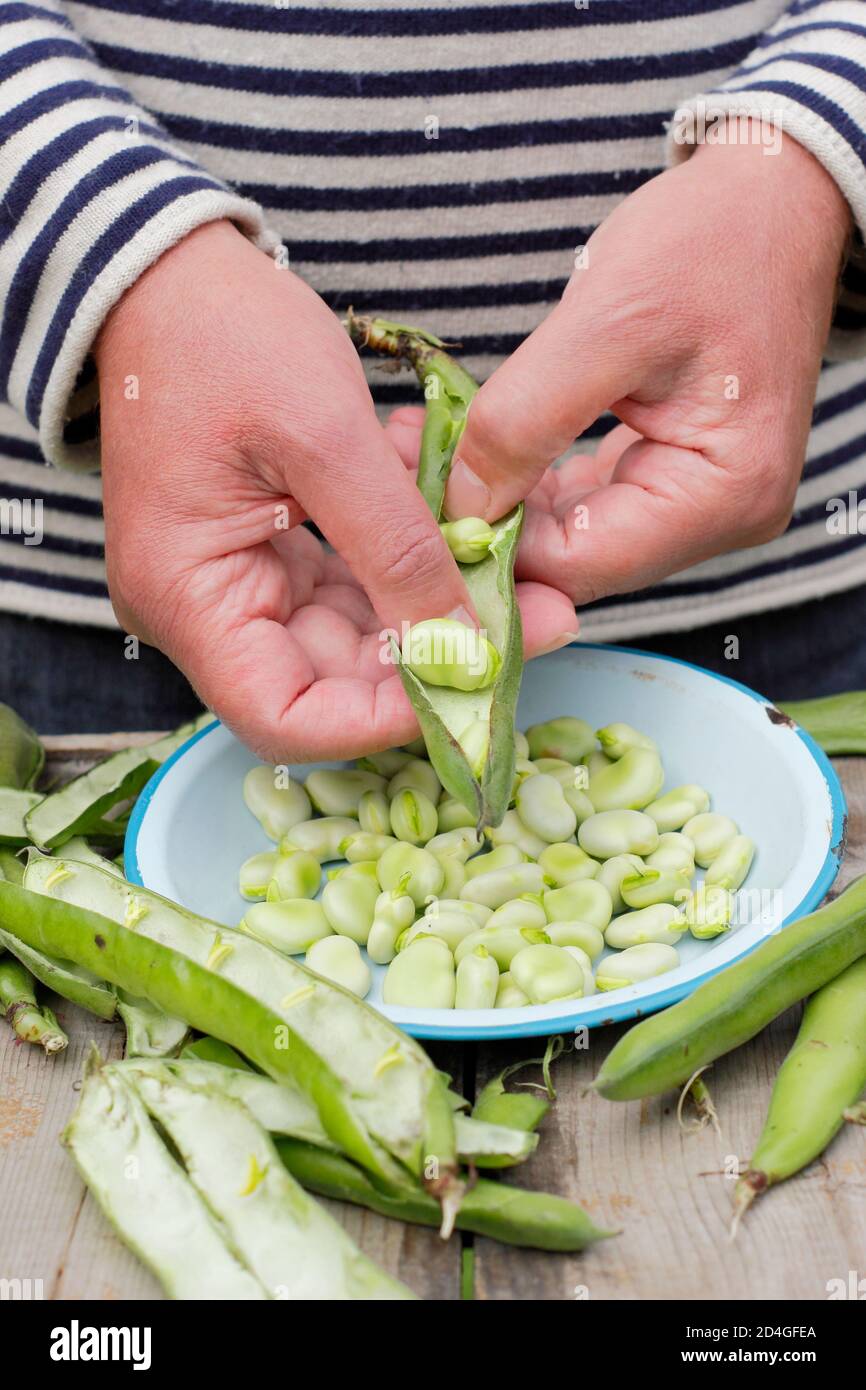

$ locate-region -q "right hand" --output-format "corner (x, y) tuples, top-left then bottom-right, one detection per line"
(95, 221), (576, 761)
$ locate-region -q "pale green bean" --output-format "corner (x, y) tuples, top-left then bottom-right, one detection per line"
(495, 972), (529, 1008)
(620, 868), (692, 910)
(387, 759), (442, 804)
(704, 834), (755, 890)
(595, 854), (645, 914)
(595, 723), (658, 759)
(455, 945), (499, 1009)
(461, 863), (546, 910)
(243, 766), (311, 842)
(265, 852), (322, 902)
(376, 843), (445, 907)
(588, 747), (664, 812)
(578, 810), (659, 860)
(487, 898), (549, 932)
(306, 768), (386, 818)
(545, 920), (605, 960)
(281, 817), (359, 862)
(485, 809), (549, 859)
(389, 788), (438, 845)
(454, 925), (550, 970)
(510, 944), (584, 1004)
(682, 812), (739, 868)
(238, 851), (280, 901)
(644, 832), (696, 875)
(681, 884), (733, 939)
(321, 875), (380, 944)
(525, 718), (596, 764)
(340, 832), (398, 863)
(383, 937), (456, 1008)
(516, 773), (577, 843)
(537, 843), (599, 887)
(403, 618), (500, 692)
(644, 784), (710, 833)
(595, 943), (680, 992)
(358, 790), (391, 835)
(241, 899), (333, 955)
(604, 903), (686, 949)
(439, 516), (496, 563)
(306, 935), (372, 998)
(437, 796), (477, 832)
(424, 827), (482, 863)
(366, 888), (417, 965)
(435, 854), (466, 897)
(402, 910), (479, 953)
(543, 880), (613, 930)
(561, 944), (595, 995)
(464, 843), (525, 880)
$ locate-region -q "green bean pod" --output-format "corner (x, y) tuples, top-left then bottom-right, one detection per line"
(8, 861), (459, 1198)
(776, 691), (866, 755)
(0, 703), (44, 789)
(734, 956), (866, 1224)
(594, 874), (866, 1100)
(276, 1136), (612, 1251)
(26, 712), (214, 851)
(0, 788), (43, 845)
(0, 950), (67, 1053)
(347, 316), (523, 831)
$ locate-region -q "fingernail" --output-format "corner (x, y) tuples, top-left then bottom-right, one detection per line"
(535, 631), (580, 657)
(444, 458), (492, 521)
(447, 604), (478, 629)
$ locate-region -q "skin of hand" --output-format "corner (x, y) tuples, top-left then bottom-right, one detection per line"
(441, 122), (853, 606)
(95, 220), (575, 761)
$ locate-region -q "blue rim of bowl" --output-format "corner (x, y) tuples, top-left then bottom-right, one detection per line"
(124, 642), (847, 1040)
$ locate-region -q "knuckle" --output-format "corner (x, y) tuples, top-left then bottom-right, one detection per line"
(378, 519), (448, 591)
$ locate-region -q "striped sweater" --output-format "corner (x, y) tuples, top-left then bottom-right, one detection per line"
(1, 0), (865, 637)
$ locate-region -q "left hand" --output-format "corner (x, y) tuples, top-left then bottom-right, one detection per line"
(439, 122), (852, 606)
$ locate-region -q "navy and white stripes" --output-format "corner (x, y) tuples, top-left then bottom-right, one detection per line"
(1, 0), (865, 634)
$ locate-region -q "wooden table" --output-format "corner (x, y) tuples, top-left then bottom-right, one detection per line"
(2, 740), (864, 1302)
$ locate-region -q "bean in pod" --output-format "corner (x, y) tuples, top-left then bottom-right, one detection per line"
(243, 766), (312, 842)
(543, 880), (613, 931)
(340, 832), (398, 863)
(461, 863), (546, 910)
(487, 898), (549, 932)
(387, 759), (442, 805)
(525, 718), (596, 764)
(682, 812), (739, 869)
(578, 810), (659, 860)
(537, 843), (599, 888)
(455, 925), (550, 971)
(644, 784), (710, 834)
(456, 719), (490, 779)
(366, 888), (416, 965)
(383, 937), (456, 1009)
(595, 722), (658, 760)
(306, 935), (372, 999)
(485, 810), (549, 860)
(545, 920), (605, 961)
(515, 773), (577, 844)
(389, 788), (439, 846)
(733, 956), (866, 1225)
(376, 844), (444, 908)
(241, 899), (333, 955)
(595, 943), (680, 993)
(681, 884), (733, 939)
(593, 875), (866, 1102)
(358, 789), (391, 835)
(424, 827), (482, 863)
(587, 747), (664, 812)
(238, 851), (280, 901)
(595, 854), (645, 914)
(620, 868), (692, 911)
(464, 843), (525, 880)
(281, 817), (359, 863)
(644, 832), (696, 875)
(265, 851), (322, 902)
(495, 972), (529, 1008)
(439, 515), (496, 563)
(321, 874), (380, 945)
(604, 903), (686, 950)
(704, 834), (755, 891)
(305, 768), (386, 818)
(402, 618), (500, 693)
(455, 945), (500, 1009)
(510, 944), (584, 1005)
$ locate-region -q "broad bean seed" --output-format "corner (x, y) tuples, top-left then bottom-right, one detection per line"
(595, 723), (657, 759)
(376, 844), (444, 907)
(383, 937), (456, 1009)
(595, 943), (680, 992)
(681, 884), (733, 939)
(305, 768), (385, 818)
(604, 903), (686, 949)
(644, 832), (696, 874)
(516, 773), (577, 843)
(238, 851), (280, 901)
(537, 843), (599, 887)
(510, 944), (584, 1004)
(455, 946), (500, 1009)
(543, 880), (613, 930)
(461, 863), (546, 910)
(388, 759), (442, 804)
(705, 835), (755, 891)
(545, 920), (605, 960)
(644, 784), (710, 833)
(389, 788), (438, 845)
(595, 854), (645, 914)
(454, 925), (550, 970)
(321, 875), (380, 945)
(266, 852), (321, 902)
(588, 747), (664, 812)
(525, 718), (596, 764)
(281, 817), (359, 863)
(305, 936), (371, 998)
(358, 790), (391, 835)
(495, 972), (529, 1008)
(241, 900), (333, 955)
(243, 766), (312, 841)
(620, 868), (692, 910)
(578, 810), (659, 859)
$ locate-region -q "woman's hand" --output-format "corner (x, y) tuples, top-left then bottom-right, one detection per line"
(442, 124), (852, 606)
(96, 221), (575, 760)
